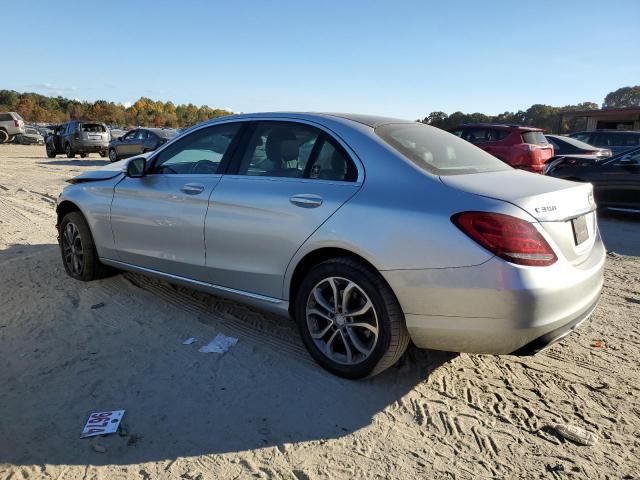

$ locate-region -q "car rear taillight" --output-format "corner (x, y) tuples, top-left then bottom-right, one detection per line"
(452, 212), (557, 266)
(14, 120), (21, 128)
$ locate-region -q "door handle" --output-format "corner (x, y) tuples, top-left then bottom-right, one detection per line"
(181, 183), (205, 195)
(290, 194), (323, 208)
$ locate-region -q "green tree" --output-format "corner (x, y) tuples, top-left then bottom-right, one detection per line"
(602, 86), (640, 109)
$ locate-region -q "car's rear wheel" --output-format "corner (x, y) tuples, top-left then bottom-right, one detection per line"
(80, 153), (87, 158)
(59, 211), (111, 281)
(65, 143), (75, 158)
(46, 144), (56, 158)
(0, 130), (8, 144)
(295, 257), (410, 378)
(108, 148), (118, 163)
(99, 150), (107, 158)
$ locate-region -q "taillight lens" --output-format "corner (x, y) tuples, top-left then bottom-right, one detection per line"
(452, 212), (557, 266)
(14, 120), (20, 128)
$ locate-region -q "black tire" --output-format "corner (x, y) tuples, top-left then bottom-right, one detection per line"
(108, 148), (118, 163)
(65, 143), (75, 158)
(46, 144), (56, 158)
(0, 130), (8, 144)
(80, 153), (87, 158)
(59, 211), (112, 281)
(99, 150), (107, 158)
(295, 256), (410, 379)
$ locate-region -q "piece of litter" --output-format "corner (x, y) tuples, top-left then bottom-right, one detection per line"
(591, 340), (604, 348)
(182, 337), (196, 345)
(81, 410), (125, 438)
(198, 333), (238, 354)
(90, 302), (105, 310)
(551, 424), (597, 446)
(92, 443), (106, 453)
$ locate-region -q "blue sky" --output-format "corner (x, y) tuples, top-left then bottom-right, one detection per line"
(6, 0), (639, 118)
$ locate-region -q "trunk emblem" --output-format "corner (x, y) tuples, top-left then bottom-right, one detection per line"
(534, 205), (557, 213)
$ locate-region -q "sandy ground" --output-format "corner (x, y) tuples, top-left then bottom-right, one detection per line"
(0, 144), (639, 480)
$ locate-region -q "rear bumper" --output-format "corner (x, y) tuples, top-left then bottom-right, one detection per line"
(381, 233), (605, 354)
(73, 143), (108, 153)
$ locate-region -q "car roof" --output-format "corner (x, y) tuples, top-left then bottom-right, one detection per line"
(198, 112), (413, 129)
(458, 123), (543, 132)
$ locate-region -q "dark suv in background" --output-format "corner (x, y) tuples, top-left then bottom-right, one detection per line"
(108, 127), (177, 162)
(450, 124), (554, 173)
(569, 130), (640, 156)
(45, 121), (110, 158)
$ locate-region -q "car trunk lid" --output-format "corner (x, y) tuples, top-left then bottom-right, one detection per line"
(441, 170), (597, 265)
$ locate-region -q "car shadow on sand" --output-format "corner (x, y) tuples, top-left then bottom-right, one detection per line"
(598, 212), (640, 257)
(0, 243), (456, 467)
(37, 159), (110, 167)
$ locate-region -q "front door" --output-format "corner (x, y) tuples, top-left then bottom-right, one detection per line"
(110, 122), (242, 280)
(204, 121), (361, 299)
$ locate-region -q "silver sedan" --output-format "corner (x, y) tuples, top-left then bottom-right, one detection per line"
(56, 113), (605, 378)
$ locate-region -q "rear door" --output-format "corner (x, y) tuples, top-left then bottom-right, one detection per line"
(110, 121), (242, 280)
(204, 120), (362, 298)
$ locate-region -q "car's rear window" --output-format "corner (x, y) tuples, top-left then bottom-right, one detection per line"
(375, 123), (511, 175)
(522, 131), (548, 145)
(80, 123), (106, 133)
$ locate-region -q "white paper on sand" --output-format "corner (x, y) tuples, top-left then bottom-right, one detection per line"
(198, 333), (238, 354)
(80, 410), (125, 438)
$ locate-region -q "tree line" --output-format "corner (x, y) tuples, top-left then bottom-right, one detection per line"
(419, 86), (640, 133)
(0, 90), (231, 127)
(1, 85), (638, 131)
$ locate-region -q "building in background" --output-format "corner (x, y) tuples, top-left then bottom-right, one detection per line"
(561, 106), (640, 132)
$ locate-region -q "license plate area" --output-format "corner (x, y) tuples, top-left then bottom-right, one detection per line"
(571, 215), (589, 245)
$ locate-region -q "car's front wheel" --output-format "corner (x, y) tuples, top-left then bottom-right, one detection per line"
(99, 150), (107, 158)
(108, 148), (118, 163)
(46, 144), (56, 158)
(59, 211), (111, 281)
(295, 257), (410, 378)
(65, 143), (75, 158)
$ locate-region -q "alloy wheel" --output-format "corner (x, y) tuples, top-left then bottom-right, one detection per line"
(61, 222), (84, 276)
(305, 276), (379, 365)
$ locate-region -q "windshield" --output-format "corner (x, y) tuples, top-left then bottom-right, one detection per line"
(375, 123), (511, 175)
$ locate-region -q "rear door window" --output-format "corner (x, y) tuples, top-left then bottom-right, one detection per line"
(236, 122), (320, 178)
(609, 133), (640, 147)
(0, 113), (12, 121)
(307, 138), (357, 181)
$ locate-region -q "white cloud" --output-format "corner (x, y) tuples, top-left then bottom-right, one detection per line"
(123, 101), (132, 108)
(29, 83), (78, 96)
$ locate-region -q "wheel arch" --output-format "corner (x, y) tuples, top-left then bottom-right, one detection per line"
(56, 200), (84, 230)
(286, 246), (386, 317)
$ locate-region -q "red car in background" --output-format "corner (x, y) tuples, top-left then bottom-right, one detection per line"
(449, 124), (554, 173)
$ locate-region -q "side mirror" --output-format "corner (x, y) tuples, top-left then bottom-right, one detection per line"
(126, 157), (146, 177)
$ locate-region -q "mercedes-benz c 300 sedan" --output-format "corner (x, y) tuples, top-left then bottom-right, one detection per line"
(56, 113), (605, 378)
